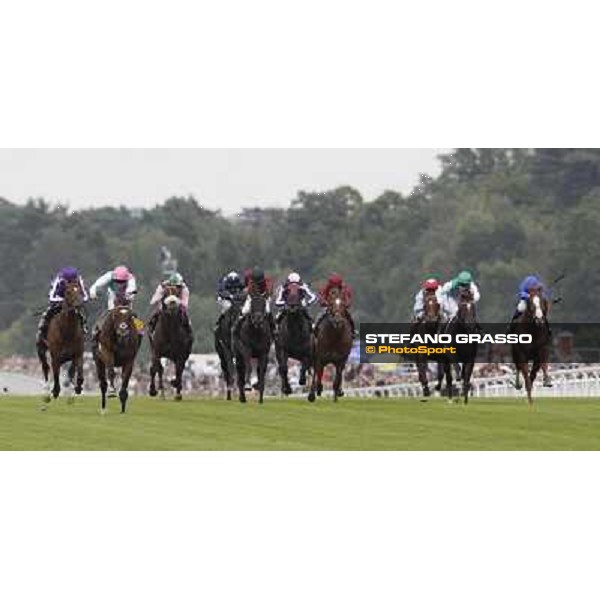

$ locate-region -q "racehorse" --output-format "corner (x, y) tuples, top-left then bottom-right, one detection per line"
(412, 292), (452, 399)
(215, 291), (245, 400)
(511, 291), (551, 407)
(275, 282), (313, 395)
(93, 303), (142, 414)
(308, 287), (353, 402)
(37, 280), (86, 403)
(445, 288), (479, 404)
(149, 284), (193, 401)
(233, 292), (273, 403)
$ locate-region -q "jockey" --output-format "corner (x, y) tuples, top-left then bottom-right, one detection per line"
(148, 272), (192, 334)
(36, 266), (89, 348)
(89, 265), (137, 309)
(216, 271), (245, 315)
(314, 272), (357, 337)
(439, 270), (480, 321)
(274, 272), (317, 324)
(512, 275), (548, 320)
(239, 267), (275, 333)
(413, 278), (446, 322)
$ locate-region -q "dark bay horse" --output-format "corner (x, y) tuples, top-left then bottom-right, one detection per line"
(445, 288), (479, 404)
(149, 285), (193, 401)
(233, 293), (273, 403)
(275, 282), (313, 395)
(93, 305), (142, 414)
(215, 292), (245, 400)
(38, 281), (86, 404)
(308, 287), (353, 402)
(413, 292), (452, 399)
(511, 292), (551, 407)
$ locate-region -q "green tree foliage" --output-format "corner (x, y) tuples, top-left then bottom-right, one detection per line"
(0, 149), (597, 356)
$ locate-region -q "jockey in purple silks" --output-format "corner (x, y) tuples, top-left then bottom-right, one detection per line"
(36, 266), (89, 348)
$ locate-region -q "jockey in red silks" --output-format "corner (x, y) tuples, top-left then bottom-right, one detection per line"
(315, 273), (357, 336)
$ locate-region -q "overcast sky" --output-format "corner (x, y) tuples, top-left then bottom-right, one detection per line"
(0, 149), (447, 214)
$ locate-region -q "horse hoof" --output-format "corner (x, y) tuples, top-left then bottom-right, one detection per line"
(174, 394), (182, 402)
(299, 376), (306, 386)
(423, 387), (431, 397)
(149, 388), (157, 397)
(170, 378), (177, 388)
(239, 398), (247, 404)
(337, 390), (345, 398)
(99, 408), (107, 416)
(108, 388), (117, 398)
(283, 386), (292, 396)
(308, 392), (315, 403)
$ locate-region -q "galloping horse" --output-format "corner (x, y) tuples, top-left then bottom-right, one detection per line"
(412, 292), (452, 399)
(308, 287), (353, 402)
(37, 281), (86, 403)
(275, 282), (313, 395)
(149, 284), (193, 401)
(445, 288), (479, 404)
(511, 291), (551, 407)
(233, 293), (273, 403)
(93, 303), (142, 414)
(215, 291), (245, 400)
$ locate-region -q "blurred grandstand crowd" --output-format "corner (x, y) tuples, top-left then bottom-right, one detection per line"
(0, 336), (586, 397)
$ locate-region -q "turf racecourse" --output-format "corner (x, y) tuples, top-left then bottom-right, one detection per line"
(1, 394), (600, 450)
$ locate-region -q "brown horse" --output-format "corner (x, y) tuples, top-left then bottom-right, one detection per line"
(275, 282), (313, 395)
(149, 285), (193, 401)
(38, 281), (86, 405)
(93, 305), (142, 414)
(413, 292), (452, 399)
(308, 287), (353, 402)
(233, 293), (273, 404)
(511, 291), (551, 407)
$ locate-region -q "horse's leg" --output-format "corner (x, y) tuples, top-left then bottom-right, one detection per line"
(108, 366), (117, 397)
(278, 348), (292, 395)
(235, 347), (247, 403)
(299, 362), (308, 387)
(149, 354), (158, 397)
(157, 360), (165, 400)
(445, 361), (454, 403)
(119, 361), (134, 414)
(257, 353), (268, 404)
(435, 361), (443, 392)
(97, 360), (108, 414)
(174, 358), (184, 401)
(417, 360), (430, 398)
(308, 359), (322, 403)
(517, 363), (533, 407)
(74, 354), (84, 395)
(51, 353), (61, 399)
(462, 361), (475, 405)
(333, 361), (346, 402)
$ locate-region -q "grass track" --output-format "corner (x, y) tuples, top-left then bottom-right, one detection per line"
(1, 394), (600, 450)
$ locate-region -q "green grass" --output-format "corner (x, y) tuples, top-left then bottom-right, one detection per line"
(1, 394), (600, 450)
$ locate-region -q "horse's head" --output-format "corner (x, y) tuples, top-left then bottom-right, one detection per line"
(111, 306), (135, 341)
(286, 283), (302, 314)
(525, 290), (547, 325)
(327, 287), (347, 328)
(456, 288), (478, 330)
(249, 293), (268, 328)
(63, 281), (84, 311)
(162, 284), (182, 315)
(423, 291), (441, 324)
